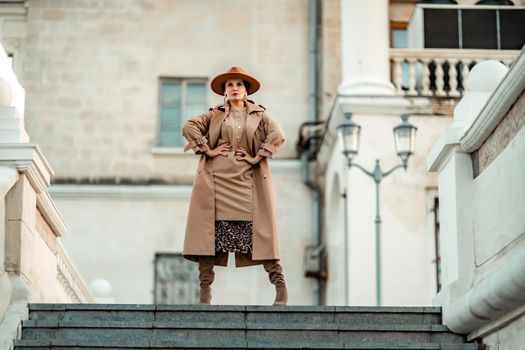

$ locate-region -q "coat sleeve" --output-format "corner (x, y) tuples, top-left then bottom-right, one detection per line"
(256, 112), (286, 159)
(182, 111), (212, 154)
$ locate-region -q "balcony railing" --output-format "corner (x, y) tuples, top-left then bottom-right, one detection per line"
(390, 49), (520, 97)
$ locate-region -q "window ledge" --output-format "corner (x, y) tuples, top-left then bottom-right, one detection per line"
(151, 147), (196, 155)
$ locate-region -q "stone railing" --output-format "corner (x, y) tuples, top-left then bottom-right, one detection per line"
(390, 49), (520, 98)
(427, 49), (525, 348)
(0, 41), (93, 350)
(55, 240), (94, 303)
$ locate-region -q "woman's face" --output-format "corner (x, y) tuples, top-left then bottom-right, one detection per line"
(224, 78), (247, 102)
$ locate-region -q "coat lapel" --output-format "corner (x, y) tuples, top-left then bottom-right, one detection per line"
(208, 107), (228, 149)
(245, 101), (264, 150)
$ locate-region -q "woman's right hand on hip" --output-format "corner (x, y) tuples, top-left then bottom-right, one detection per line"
(205, 143), (231, 158)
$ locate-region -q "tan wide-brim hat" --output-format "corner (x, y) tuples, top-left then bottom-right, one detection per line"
(210, 66), (260, 95)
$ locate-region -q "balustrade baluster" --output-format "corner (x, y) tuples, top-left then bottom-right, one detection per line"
(393, 58), (403, 95)
(448, 59), (460, 97)
(461, 60), (470, 92)
(407, 58), (417, 96)
(435, 59), (446, 97)
(421, 58), (431, 96)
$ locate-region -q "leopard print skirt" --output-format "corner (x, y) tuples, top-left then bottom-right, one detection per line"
(215, 220), (253, 254)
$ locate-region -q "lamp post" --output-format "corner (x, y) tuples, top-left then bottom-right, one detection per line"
(337, 113), (417, 306)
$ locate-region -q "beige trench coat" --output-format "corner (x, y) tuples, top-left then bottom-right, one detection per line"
(181, 100), (286, 267)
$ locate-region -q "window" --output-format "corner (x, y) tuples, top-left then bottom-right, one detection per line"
(158, 78), (207, 148)
(419, 7), (525, 49)
(390, 21), (409, 90)
(153, 253), (199, 304)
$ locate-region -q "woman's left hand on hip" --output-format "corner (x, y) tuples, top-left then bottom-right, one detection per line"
(235, 146), (258, 165)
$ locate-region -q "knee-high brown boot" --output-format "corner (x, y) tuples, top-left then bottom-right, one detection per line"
(198, 256), (215, 304)
(263, 260), (288, 306)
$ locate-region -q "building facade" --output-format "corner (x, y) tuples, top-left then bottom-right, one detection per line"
(0, 0), (522, 307)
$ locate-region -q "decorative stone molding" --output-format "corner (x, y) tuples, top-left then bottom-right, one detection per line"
(0, 143), (66, 236)
(0, 143), (53, 190)
(460, 50), (525, 153)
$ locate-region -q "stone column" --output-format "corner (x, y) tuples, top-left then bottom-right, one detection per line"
(338, 0), (395, 95)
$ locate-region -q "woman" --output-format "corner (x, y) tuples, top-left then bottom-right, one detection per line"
(181, 66), (288, 306)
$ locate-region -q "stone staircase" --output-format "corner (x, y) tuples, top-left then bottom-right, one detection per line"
(14, 304), (480, 349)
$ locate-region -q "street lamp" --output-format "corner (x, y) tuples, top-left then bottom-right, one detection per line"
(337, 113), (417, 306)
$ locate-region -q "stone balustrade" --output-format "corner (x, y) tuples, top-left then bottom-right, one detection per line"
(55, 240), (94, 303)
(390, 49), (520, 98)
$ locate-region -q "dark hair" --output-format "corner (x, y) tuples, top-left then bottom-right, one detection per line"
(243, 80), (251, 93)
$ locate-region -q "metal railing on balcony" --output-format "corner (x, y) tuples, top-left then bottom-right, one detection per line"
(390, 48), (520, 97)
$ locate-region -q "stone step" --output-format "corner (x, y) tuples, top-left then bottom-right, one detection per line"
(12, 304), (479, 350)
(20, 324), (465, 344)
(14, 339), (480, 350)
(27, 304), (443, 326)
(22, 320), (456, 331)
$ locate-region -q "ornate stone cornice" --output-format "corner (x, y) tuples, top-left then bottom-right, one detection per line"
(0, 143), (53, 190)
(0, 143), (67, 236)
(460, 49), (525, 153)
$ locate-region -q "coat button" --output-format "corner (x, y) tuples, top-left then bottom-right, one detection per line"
(197, 170), (201, 174)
